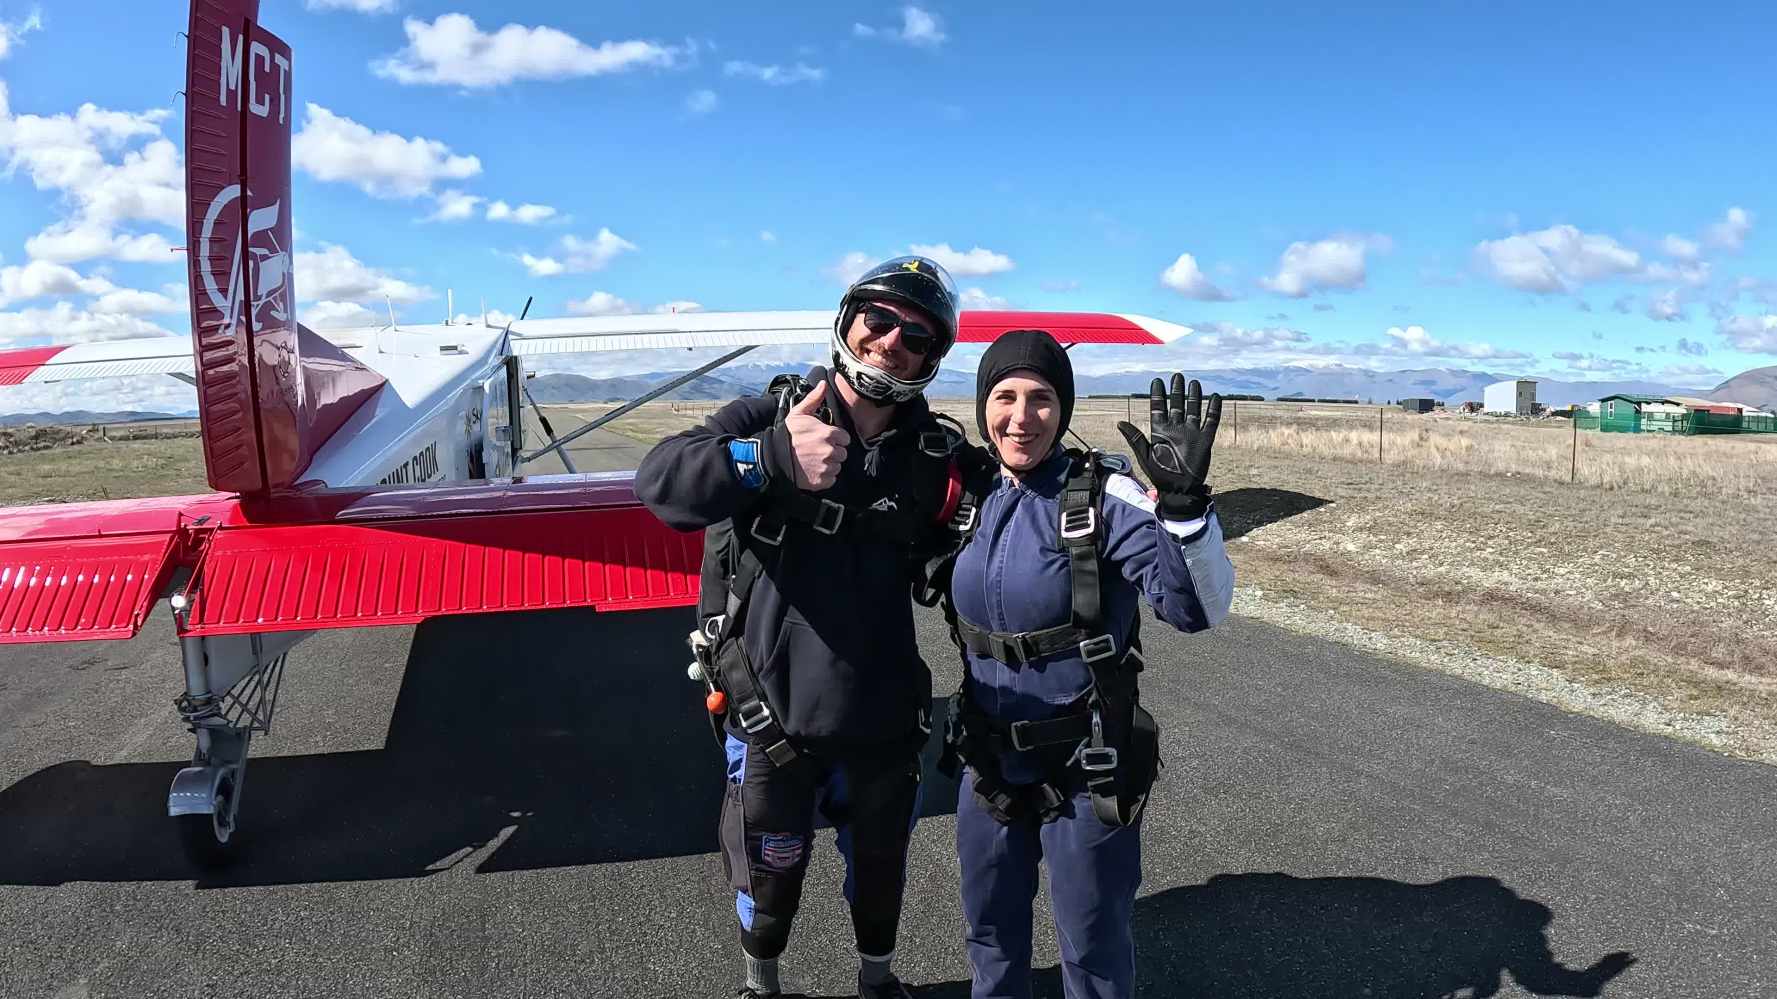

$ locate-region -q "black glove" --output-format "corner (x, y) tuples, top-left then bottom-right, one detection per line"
(1117, 373), (1220, 521)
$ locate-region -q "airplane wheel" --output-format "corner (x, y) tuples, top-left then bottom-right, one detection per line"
(176, 774), (240, 868)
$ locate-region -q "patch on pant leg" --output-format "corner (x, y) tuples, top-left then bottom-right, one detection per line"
(759, 833), (806, 870)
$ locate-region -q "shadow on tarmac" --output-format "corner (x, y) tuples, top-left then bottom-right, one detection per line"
(1211, 486), (1331, 542)
(0, 607), (960, 888)
(837, 873), (1635, 999)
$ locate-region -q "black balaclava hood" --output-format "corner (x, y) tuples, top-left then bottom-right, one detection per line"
(975, 329), (1076, 450)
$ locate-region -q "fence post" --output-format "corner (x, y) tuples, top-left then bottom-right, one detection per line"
(1571, 415), (1578, 483)
(1231, 400), (1238, 447)
(1378, 407), (1384, 464)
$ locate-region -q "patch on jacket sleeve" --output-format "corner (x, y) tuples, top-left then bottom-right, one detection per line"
(759, 833), (806, 870)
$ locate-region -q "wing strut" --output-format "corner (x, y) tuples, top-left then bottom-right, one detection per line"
(520, 346), (756, 465)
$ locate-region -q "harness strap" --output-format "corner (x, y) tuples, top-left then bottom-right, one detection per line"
(951, 614), (1117, 666)
(710, 538), (798, 767)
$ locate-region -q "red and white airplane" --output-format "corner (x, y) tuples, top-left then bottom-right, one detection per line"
(0, 0), (1188, 861)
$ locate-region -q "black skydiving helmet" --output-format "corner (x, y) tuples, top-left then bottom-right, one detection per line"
(831, 255), (961, 403)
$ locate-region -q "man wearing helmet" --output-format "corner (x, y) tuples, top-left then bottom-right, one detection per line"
(637, 256), (973, 999)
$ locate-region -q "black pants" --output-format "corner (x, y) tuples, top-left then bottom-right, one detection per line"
(720, 734), (922, 960)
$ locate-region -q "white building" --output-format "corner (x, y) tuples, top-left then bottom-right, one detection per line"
(1483, 379), (1537, 416)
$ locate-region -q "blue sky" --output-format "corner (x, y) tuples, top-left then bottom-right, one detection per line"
(2, 0), (1776, 412)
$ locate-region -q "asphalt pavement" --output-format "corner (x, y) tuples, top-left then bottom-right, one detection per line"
(0, 416), (1771, 997)
(0, 592), (1772, 998)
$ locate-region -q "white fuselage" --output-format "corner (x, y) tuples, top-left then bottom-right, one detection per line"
(303, 324), (523, 490)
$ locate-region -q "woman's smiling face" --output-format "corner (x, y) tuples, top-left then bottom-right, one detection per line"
(985, 371), (1060, 474)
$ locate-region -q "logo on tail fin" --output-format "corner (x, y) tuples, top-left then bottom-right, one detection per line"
(199, 184), (291, 332)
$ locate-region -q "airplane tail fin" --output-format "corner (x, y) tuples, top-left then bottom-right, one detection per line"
(184, 0), (383, 495)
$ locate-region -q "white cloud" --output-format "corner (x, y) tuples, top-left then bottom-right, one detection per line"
(428, 189), (483, 222)
(1645, 289), (1685, 322)
(526, 229), (639, 276)
(854, 6), (947, 47)
(564, 230), (639, 271)
(0, 88), (184, 265)
(92, 286), (183, 316)
(454, 309), (517, 328)
(0, 260), (114, 308)
(301, 301), (378, 328)
(486, 200), (558, 224)
(24, 223), (175, 264)
(373, 14), (684, 89)
(0, 302), (176, 346)
(1718, 313), (1777, 352)
(0, 9), (43, 62)
(1260, 235), (1386, 297)
(1661, 233), (1701, 262)
(1703, 206), (1752, 252)
(1381, 325), (1531, 360)
(723, 61), (825, 85)
(566, 291), (635, 316)
(686, 89), (719, 114)
(563, 294), (700, 316)
(306, 0), (397, 12)
(908, 242), (1014, 276)
(1473, 224), (1642, 293)
(759, 230), (777, 243)
(1551, 351), (1639, 374)
(292, 104), (481, 199)
(1642, 259), (1711, 287)
(520, 254), (565, 278)
(294, 244), (430, 303)
(826, 251), (874, 285)
(959, 287), (1009, 310)
(1159, 252), (1233, 301)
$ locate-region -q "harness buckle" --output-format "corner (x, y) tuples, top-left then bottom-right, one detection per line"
(751, 516), (787, 546)
(813, 499), (846, 535)
(1059, 506), (1096, 540)
(1079, 634), (1118, 663)
(1008, 719), (1038, 752)
(1078, 746), (1120, 772)
(918, 430), (953, 457)
(948, 501), (978, 533)
(734, 698), (775, 735)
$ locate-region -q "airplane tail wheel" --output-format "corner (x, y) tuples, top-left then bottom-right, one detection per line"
(176, 774), (240, 868)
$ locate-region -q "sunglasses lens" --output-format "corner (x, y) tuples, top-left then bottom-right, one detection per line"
(857, 305), (935, 355)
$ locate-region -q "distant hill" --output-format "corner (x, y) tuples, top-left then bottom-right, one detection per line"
(0, 410), (194, 426)
(1708, 366), (1777, 412)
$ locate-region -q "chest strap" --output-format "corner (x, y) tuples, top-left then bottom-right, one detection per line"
(951, 613), (1119, 666)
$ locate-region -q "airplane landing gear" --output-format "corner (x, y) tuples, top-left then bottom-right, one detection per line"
(167, 632), (296, 867)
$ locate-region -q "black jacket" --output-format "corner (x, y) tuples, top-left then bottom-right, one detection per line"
(635, 369), (956, 756)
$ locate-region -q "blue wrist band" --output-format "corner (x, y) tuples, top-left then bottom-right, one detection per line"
(729, 438), (765, 489)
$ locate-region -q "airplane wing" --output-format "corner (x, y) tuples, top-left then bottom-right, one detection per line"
(0, 475), (702, 645)
(0, 338), (195, 385)
(0, 309), (1188, 386)
(503, 309), (1189, 356)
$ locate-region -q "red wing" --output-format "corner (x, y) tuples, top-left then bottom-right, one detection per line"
(0, 478), (703, 645)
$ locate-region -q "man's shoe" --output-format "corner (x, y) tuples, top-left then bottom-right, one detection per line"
(858, 972), (916, 999)
(735, 988), (779, 999)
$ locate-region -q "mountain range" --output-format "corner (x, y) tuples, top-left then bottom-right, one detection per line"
(523, 363), (1734, 410)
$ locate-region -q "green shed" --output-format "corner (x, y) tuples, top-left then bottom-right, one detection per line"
(1593, 394), (1674, 433)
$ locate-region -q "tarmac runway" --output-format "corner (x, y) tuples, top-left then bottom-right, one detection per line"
(0, 420), (1772, 997)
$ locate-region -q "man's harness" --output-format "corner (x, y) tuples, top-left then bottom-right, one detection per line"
(688, 373), (963, 767)
(928, 449), (1161, 829)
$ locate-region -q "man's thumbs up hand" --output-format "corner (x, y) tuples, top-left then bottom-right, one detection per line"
(784, 380), (850, 490)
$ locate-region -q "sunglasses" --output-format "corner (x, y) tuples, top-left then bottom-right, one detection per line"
(858, 304), (938, 356)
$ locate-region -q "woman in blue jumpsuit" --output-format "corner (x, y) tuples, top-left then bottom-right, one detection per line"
(943, 330), (1235, 999)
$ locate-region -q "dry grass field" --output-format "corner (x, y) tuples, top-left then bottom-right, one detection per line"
(8, 399), (1774, 762)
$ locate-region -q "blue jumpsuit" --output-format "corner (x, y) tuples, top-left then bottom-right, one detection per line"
(949, 449), (1234, 999)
